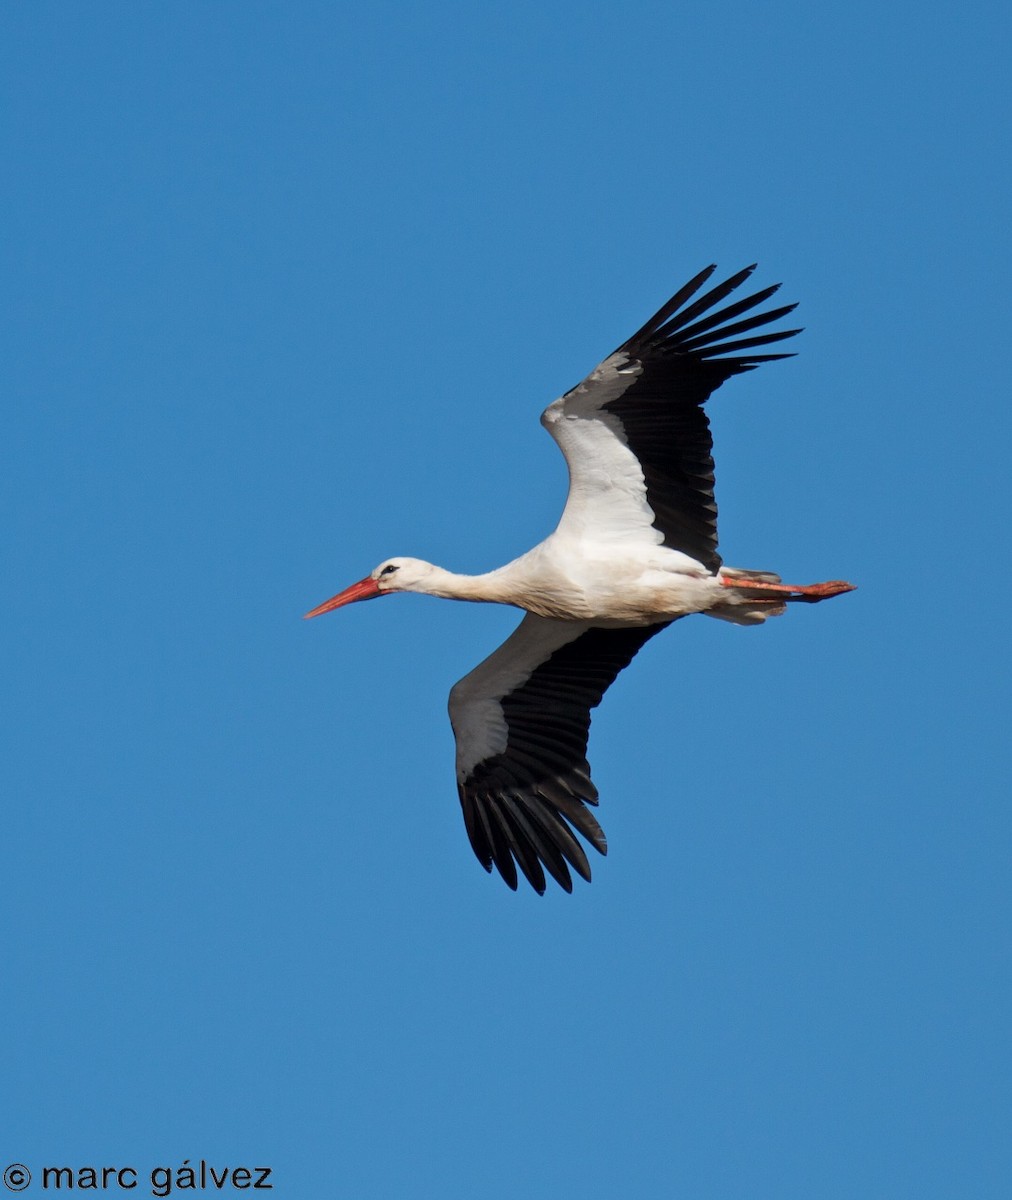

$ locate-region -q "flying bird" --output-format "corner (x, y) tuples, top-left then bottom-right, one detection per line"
(306, 265), (854, 894)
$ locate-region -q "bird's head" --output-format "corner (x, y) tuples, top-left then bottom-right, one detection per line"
(304, 557), (436, 618)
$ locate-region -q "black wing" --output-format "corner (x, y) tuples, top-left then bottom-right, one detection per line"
(448, 615), (671, 894)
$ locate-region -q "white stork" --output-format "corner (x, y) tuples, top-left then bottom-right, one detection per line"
(306, 265), (854, 894)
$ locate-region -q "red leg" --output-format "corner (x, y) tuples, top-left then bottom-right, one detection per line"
(720, 576), (856, 602)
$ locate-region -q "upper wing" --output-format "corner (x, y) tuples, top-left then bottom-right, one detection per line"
(448, 613), (671, 894)
(541, 264), (801, 573)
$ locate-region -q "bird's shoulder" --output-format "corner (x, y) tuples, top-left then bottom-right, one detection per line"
(540, 352), (643, 430)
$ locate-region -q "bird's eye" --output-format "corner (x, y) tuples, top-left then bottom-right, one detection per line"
(380, 565), (399, 577)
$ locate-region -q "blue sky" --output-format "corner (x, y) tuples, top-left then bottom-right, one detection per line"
(3, 2), (1009, 1197)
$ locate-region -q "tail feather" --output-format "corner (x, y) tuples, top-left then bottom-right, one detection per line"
(719, 566), (782, 583)
(706, 601), (787, 626)
(710, 566), (787, 624)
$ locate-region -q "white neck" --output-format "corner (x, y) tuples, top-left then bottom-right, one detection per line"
(412, 564), (516, 605)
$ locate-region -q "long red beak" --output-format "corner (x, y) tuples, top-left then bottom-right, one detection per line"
(304, 576), (384, 619)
